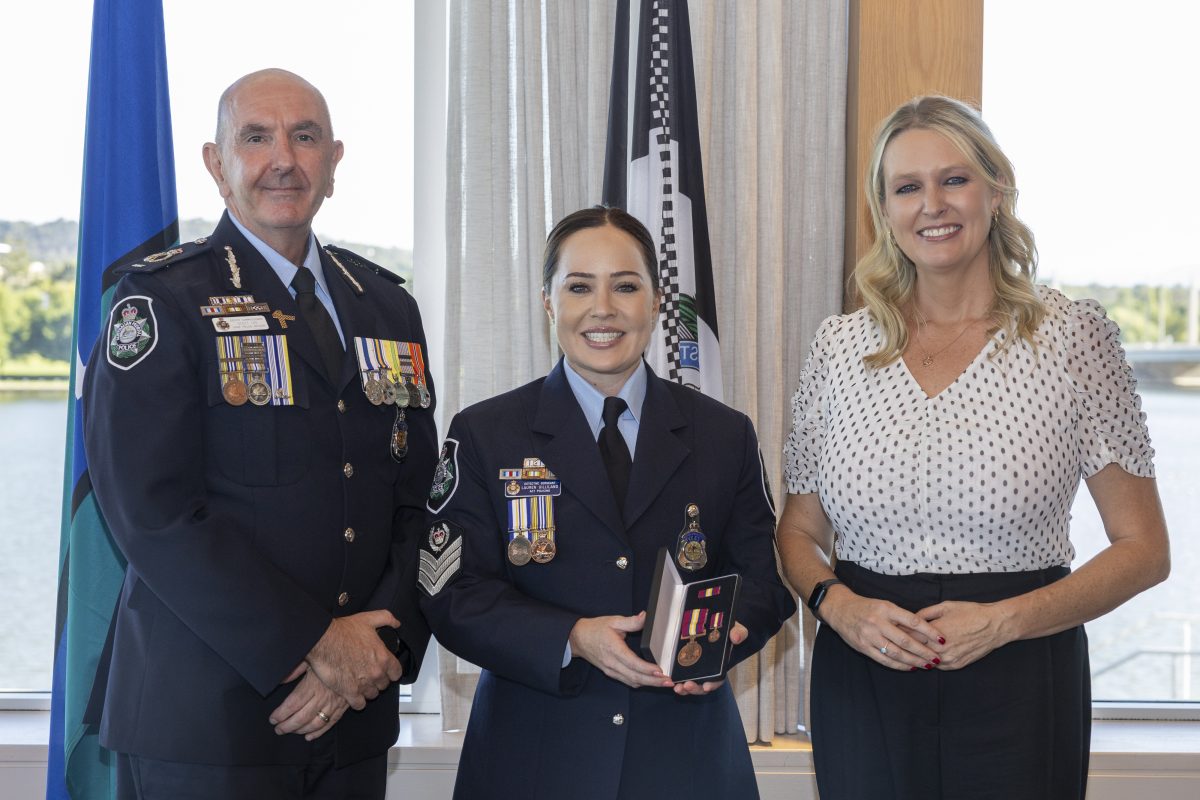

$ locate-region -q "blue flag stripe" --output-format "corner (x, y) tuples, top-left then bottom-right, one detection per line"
(48, 1), (177, 798)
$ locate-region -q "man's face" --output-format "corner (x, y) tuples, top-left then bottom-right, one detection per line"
(203, 74), (343, 245)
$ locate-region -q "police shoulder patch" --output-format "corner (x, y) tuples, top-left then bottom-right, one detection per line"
(418, 519), (463, 596)
(427, 438), (460, 513)
(106, 295), (159, 370)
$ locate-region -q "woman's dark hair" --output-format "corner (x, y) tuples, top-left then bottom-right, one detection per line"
(541, 205), (659, 292)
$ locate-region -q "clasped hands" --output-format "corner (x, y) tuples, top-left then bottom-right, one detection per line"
(568, 611), (748, 696)
(822, 588), (1015, 672)
(269, 609), (403, 740)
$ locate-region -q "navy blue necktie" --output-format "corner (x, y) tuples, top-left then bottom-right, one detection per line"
(290, 266), (344, 384)
(599, 396), (632, 512)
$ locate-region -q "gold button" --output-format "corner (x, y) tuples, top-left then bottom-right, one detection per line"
(344, 527), (355, 542)
(337, 399), (346, 413)
(343, 463), (354, 478)
(616, 556), (629, 570)
(611, 713), (625, 726)
(337, 592), (350, 607)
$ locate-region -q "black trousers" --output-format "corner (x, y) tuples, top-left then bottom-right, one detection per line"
(116, 733), (387, 800)
(810, 562), (1090, 800)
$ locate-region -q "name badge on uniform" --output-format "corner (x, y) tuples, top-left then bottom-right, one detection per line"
(214, 334), (295, 406)
(212, 315), (269, 333)
(502, 458), (559, 565)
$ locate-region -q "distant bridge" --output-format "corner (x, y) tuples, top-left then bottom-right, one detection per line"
(1125, 345), (1200, 388)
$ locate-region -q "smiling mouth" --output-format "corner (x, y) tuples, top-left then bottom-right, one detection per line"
(583, 330), (623, 344)
(918, 225), (961, 239)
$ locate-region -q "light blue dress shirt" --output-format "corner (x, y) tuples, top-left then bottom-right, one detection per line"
(228, 214), (347, 346)
(562, 358), (646, 457)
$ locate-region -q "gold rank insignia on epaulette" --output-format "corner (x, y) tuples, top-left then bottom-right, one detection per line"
(323, 244), (406, 291)
(116, 237), (212, 276)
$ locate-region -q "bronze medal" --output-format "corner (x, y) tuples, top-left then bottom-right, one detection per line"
(677, 638), (702, 668)
(247, 379), (271, 406)
(507, 535), (532, 566)
(708, 627), (721, 643)
(530, 533), (556, 564)
(222, 378), (248, 406)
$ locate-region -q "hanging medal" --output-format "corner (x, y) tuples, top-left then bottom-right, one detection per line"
(399, 347), (430, 409)
(707, 611), (724, 643)
(528, 495), (557, 564)
(353, 337), (386, 405)
(676, 503), (708, 571)
(216, 336), (248, 406)
(677, 607), (709, 667)
(391, 406), (409, 462)
(242, 339), (271, 406)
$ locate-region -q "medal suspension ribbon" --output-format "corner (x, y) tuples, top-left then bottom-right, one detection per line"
(680, 608), (709, 640)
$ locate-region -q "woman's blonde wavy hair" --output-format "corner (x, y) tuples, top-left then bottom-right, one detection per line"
(855, 95), (1043, 368)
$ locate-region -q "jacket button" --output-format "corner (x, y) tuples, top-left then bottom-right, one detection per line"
(343, 462), (354, 478)
(611, 713), (625, 726)
(337, 592), (350, 607)
(337, 399), (346, 413)
(616, 556), (629, 570)
(344, 527), (355, 542)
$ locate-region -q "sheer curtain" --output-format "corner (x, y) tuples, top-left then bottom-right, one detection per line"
(439, 0), (848, 740)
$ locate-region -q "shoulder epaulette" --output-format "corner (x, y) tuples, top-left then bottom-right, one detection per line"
(115, 237), (213, 275)
(324, 244), (406, 287)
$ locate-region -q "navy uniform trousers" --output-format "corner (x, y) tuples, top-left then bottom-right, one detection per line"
(419, 361), (797, 800)
(83, 212), (437, 792)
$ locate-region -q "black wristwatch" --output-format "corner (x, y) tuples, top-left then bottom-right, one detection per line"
(806, 578), (844, 622)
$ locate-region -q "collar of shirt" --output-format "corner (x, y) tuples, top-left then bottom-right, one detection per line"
(227, 213), (345, 343)
(562, 359), (646, 459)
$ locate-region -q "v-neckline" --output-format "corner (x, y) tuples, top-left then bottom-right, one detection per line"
(898, 329), (1000, 400)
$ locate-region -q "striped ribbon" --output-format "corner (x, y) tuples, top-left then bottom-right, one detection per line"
(680, 607), (709, 639)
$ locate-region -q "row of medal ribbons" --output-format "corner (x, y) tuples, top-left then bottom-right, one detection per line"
(354, 337), (431, 409)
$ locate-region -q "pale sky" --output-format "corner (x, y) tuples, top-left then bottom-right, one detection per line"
(0, 0), (415, 249)
(2, 1), (1198, 285)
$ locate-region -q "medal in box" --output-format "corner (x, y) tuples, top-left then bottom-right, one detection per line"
(641, 547), (740, 683)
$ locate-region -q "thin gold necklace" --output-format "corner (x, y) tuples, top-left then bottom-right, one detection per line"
(912, 307), (979, 368)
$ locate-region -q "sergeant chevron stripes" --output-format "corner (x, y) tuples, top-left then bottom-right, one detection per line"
(418, 537), (463, 596)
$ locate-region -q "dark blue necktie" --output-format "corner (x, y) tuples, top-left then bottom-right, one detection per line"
(599, 396), (632, 512)
(290, 266), (344, 384)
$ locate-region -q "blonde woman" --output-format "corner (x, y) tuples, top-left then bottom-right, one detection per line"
(778, 96), (1169, 799)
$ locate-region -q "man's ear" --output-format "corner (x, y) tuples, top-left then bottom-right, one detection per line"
(202, 142), (231, 199)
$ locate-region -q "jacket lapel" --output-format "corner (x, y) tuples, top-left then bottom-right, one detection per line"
(623, 372), (689, 529)
(317, 245), (367, 392)
(532, 362), (627, 542)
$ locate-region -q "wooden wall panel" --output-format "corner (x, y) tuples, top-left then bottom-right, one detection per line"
(843, 0), (984, 303)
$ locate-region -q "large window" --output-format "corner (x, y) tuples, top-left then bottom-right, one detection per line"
(0, 1), (415, 693)
(985, 1), (1200, 704)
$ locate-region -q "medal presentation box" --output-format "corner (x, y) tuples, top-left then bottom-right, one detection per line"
(641, 548), (740, 683)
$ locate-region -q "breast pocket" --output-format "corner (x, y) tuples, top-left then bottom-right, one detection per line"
(204, 351), (312, 486)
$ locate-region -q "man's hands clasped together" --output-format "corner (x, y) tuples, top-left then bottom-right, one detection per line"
(270, 610), (403, 740)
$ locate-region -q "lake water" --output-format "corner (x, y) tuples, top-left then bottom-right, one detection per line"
(1, 388), (1197, 699)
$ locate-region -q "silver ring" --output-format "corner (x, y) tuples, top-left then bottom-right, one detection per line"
(880, 645), (889, 656)
(316, 710), (331, 723)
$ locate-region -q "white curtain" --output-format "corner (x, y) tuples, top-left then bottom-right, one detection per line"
(440, 0), (848, 740)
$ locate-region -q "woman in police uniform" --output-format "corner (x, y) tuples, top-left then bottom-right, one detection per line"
(418, 206), (795, 800)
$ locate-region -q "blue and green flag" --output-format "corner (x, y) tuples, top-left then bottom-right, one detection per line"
(47, 1), (177, 797)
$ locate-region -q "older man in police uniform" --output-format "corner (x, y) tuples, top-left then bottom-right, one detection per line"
(82, 69), (436, 799)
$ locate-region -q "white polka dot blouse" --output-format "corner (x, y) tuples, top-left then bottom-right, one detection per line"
(783, 286), (1154, 575)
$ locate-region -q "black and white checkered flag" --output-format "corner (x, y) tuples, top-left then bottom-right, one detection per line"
(603, 0), (723, 399)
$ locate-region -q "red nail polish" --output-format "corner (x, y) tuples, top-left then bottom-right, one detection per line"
(909, 667), (918, 672)
(932, 658), (941, 665)
(924, 663), (933, 670)
(937, 637), (946, 645)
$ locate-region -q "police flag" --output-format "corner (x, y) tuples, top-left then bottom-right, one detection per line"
(603, 0), (723, 399)
(47, 1), (178, 797)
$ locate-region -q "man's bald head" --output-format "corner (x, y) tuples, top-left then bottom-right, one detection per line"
(214, 69), (334, 149)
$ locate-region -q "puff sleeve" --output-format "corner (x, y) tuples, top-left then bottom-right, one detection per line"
(783, 315), (838, 495)
(1062, 298), (1155, 479)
